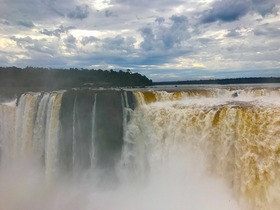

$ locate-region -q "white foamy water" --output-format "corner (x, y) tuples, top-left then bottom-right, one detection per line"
(2, 99), (17, 107)
(0, 86), (279, 210)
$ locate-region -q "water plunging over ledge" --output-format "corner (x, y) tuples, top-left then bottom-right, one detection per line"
(0, 85), (279, 210)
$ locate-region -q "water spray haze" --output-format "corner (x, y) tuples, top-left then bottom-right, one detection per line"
(0, 152), (239, 210)
(0, 86), (279, 210)
(111, 149), (239, 210)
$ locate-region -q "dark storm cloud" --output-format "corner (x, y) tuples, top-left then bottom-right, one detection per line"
(67, 5), (89, 20)
(81, 36), (100, 46)
(16, 20), (35, 28)
(39, 25), (76, 37)
(200, 0), (277, 24)
(140, 15), (189, 51)
(200, 0), (250, 24)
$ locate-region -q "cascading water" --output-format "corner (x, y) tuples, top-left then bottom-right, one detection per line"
(0, 86), (279, 210)
(127, 89), (280, 210)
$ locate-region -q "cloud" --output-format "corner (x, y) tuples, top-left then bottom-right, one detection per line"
(139, 27), (156, 51)
(112, 0), (183, 9)
(10, 36), (34, 46)
(81, 36), (100, 46)
(196, 38), (213, 45)
(39, 25), (76, 37)
(200, 0), (251, 24)
(254, 24), (280, 37)
(0, 19), (10, 25)
(105, 10), (118, 18)
(252, 0), (277, 16)
(16, 20), (35, 28)
(0, 50), (11, 64)
(63, 34), (77, 49)
(41, 0), (65, 17)
(0, 0), (279, 80)
(10, 36), (56, 55)
(103, 35), (136, 52)
(161, 15), (189, 48)
(226, 29), (242, 37)
(140, 15), (189, 51)
(170, 15), (187, 24)
(67, 5), (89, 20)
(200, 0), (277, 24)
(155, 17), (165, 25)
(0, 0), (68, 23)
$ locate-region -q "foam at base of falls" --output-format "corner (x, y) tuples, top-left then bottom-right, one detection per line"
(123, 92), (280, 210)
(0, 148), (240, 210)
(0, 87), (279, 210)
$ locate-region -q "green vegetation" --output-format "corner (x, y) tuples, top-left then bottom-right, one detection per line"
(154, 77), (280, 85)
(0, 66), (152, 101)
(0, 66), (153, 89)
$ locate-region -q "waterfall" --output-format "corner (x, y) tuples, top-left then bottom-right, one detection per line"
(0, 103), (16, 164)
(126, 88), (280, 210)
(90, 93), (97, 169)
(45, 92), (63, 184)
(0, 87), (279, 210)
(32, 93), (50, 161)
(72, 93), (77, 172)
(15, 93), (40, 157)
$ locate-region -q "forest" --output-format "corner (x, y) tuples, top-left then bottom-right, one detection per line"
(154, 77), (280, 85)
(0, 66), (153, 89)
(0, 66), (152, 100)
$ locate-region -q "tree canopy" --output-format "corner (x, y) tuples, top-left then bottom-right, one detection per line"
(0, 66), (153, 89)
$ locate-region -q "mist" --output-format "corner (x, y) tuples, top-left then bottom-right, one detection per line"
(1, 86), (279, 210)
(0, 149), (240, 210)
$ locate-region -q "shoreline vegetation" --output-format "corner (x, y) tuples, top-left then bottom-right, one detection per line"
(154, 77), (280, 85)
(0, 66), (152, 100)
(0, 66), (153, 89)
(0, 66), (279, 100)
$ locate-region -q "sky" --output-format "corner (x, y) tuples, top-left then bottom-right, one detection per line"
(0, 0), (279, 81)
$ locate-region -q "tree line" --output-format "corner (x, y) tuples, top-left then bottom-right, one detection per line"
(154, 77), (280, 85)
(0, 66), (153, 90)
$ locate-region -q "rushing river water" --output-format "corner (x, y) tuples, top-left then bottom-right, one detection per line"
(0, 84), (279, 210)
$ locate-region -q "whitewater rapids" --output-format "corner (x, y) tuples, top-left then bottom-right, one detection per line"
(0, 86), (279, 210)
